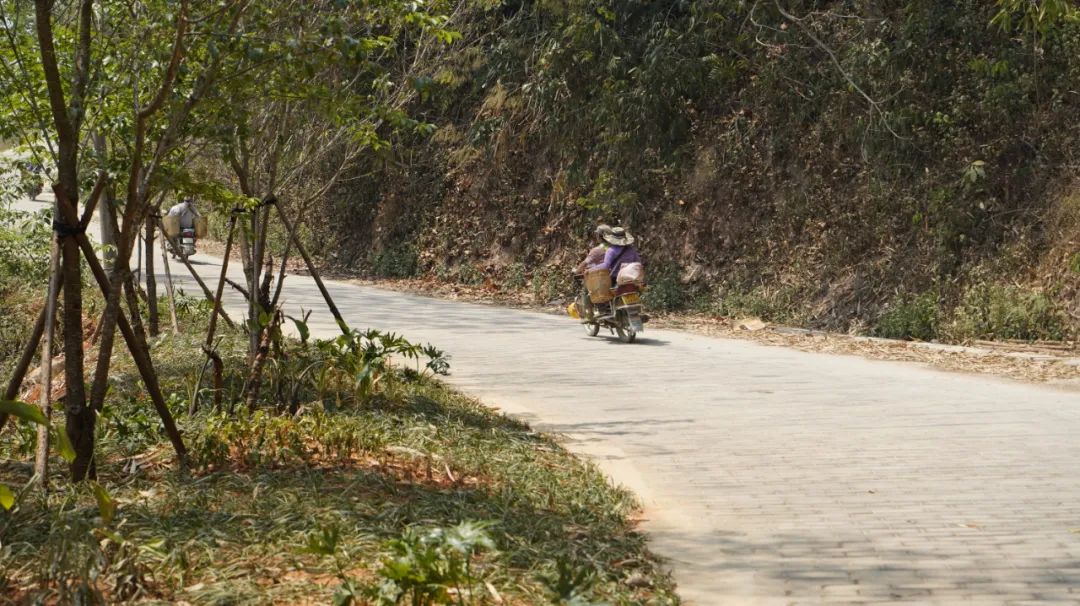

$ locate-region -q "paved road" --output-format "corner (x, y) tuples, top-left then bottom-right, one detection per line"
(12, 198), (1080, 604)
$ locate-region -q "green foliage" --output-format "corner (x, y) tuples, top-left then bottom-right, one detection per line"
(311, 327), (449, 409)
(456, 263), (485, 286)
(576, 170), (638, 213)
(539, 558), (608, 606)
(948, 282), (1069, 341)
(502, 263), (527, 290)
(371, 245), (419, 279)
(532, 265), (573, 304)
(0, 205), (51, 288)
(992, 0), (1079, 36)
(349, 522), (497, 606)
(875, 292), (941, 341)
(642, 267), (687, 312)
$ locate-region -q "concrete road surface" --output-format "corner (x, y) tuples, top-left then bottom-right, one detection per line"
(10, 197), (1080, 604)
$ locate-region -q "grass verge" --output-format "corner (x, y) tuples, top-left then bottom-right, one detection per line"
(0, 316), (678, 605)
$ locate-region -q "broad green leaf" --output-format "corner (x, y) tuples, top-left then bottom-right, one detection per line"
(0, 483), (14, 511)
(291, 317), (310, 343)
(0, 399), (47, 425)
(54, 425), (76, 463)
(91, 481), (117, 524)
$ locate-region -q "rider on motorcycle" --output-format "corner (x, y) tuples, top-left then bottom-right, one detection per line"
(575, 224), (613, 274)
(572, 224), (647, 341)
(588, 226), (641, 285)
(166, 198), (201, 230)
(166, 198), (201, 258)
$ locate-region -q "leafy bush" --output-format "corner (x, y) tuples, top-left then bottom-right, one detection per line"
(0, 205), (51, 288)
(346, 522), (497, 606)
(456, 263), (484, 286)
(948, 283), (1070, 341)
(310, 325), (449, 410)
(502, 262), (527, 290)
(187, 409), (390, 469)
(642, 266), (686, 312)
(371, 245), (418, 279)
(874, 292), (941, 341)
(531, 265), (573, 304)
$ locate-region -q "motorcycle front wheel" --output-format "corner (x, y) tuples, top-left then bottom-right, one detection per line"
(615, 323), (636, 343)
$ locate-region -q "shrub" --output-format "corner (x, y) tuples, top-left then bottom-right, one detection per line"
(350, 522), (497, 606)
(531, 265), (573, 304)
(502, 262), (527, 290)
(643, 266), (687, 312)
(371, 245), (418, 278)
(948, 283), (1069, 341)
(874, 292), (941, 341)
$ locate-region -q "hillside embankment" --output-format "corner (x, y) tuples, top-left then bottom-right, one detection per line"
(300, 1), (1080, 344)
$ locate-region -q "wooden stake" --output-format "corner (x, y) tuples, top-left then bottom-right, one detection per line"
(34, 226), (62, 489)
(155, 217), (234, 328)
(193, 214), (238, 414)
(74, 233), (188, 466)
(158, 227), (180, 334)
(272, 198), (347, 334)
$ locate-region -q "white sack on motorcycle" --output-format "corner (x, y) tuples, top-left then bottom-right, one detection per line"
(616, 262), (645, 285)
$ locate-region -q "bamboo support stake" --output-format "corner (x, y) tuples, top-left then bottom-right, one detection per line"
(271, 198), (348, 334)
(155, 217), (234, 328)
(74, 233), (188, 466)
(34, 227), (62, 489)
(193, 214), (238, 414)
(158, 227), (180, 334)
(205, 215), (237, 350)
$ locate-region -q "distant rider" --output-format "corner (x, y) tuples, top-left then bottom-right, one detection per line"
(575, 224), (613, 274)
(166, 197), (201, 230)
(588, 226), (641, 285)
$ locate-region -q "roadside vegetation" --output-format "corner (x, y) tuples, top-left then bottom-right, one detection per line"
(301, 0), (1079, 345)
(0, 211), (677, 604)
(0, 2), (677, 603)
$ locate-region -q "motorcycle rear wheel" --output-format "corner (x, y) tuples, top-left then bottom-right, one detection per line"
(584, 322), (600, 337)
(615, 323), (636, 343)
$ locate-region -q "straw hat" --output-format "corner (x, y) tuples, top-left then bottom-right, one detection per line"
(601, 226), (634, 246)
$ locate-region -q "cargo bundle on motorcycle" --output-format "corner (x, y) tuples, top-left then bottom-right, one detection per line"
(575, 268), (647, 343)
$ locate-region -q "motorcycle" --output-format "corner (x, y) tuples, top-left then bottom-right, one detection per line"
(175, 227), (197, 259)
(573, 272), (647, 343)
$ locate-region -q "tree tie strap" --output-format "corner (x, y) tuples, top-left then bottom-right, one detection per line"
(52, 220), (87, 238)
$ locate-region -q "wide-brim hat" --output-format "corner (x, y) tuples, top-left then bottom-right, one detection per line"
(601, 226), (634, 246)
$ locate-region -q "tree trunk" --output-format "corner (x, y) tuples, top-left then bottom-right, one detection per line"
(145, 216), (159, 336)
(99, 190), (118, 268)
(58, 192), (93, 481)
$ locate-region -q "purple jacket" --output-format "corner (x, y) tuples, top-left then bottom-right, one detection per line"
(590, 245), (641, 280)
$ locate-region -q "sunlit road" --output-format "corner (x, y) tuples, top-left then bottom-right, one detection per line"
(12, 196), (1080, 604)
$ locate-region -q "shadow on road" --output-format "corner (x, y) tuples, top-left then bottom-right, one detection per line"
(651, 527), (1080, 603)
(598, 336), (669, 347)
